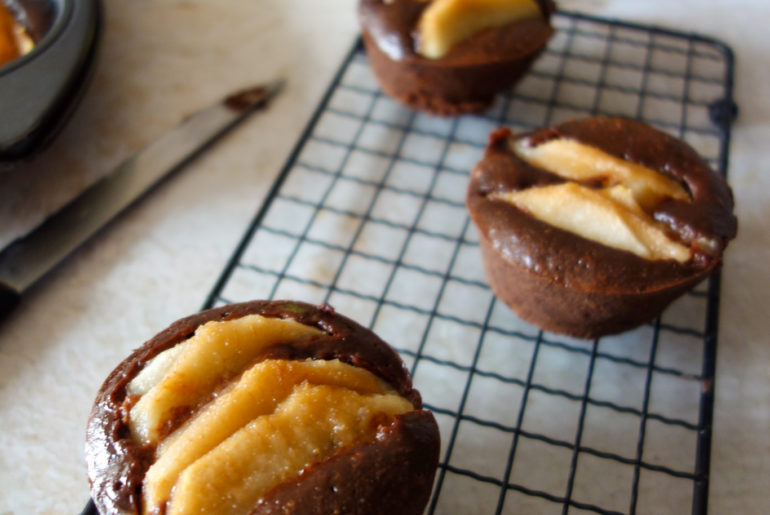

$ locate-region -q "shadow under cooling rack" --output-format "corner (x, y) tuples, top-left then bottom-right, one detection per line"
(198, 10), (734, 515)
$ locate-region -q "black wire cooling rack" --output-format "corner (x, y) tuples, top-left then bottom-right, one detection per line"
(197, 11), (736, 515)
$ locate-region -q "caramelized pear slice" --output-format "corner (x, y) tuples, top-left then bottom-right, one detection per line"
(417, 0), (541, 59)
(129, 314), (325, 445)
(126, 344), (185, 397)
(165, 383), (413, 515)
(513, 138), (690, 209)
(142, 358), (394, 512)
(493, 183), (691, 262)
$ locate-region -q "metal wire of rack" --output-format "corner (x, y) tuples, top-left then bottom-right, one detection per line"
(200, 10), (736, 515)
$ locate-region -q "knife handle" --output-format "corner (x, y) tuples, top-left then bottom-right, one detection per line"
(0, 281), (20, 319)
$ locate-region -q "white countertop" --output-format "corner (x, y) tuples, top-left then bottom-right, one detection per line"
(0, 0), (768, 513)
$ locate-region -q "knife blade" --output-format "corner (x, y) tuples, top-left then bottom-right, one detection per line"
(0, 78), (285, 317)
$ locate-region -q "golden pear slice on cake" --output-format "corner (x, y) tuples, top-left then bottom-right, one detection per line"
(142, 358), (399, 512)
(417, 0), (542, 59)
(166, 384), (412, 515)
(493, 182), (691, 262)
(129, 314), (325, 445)
(513, 138), (690, 209)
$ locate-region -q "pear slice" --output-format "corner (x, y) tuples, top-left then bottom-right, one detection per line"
(126, 343), (185, 397)
(417, 0), (542, 59)
(165, 383), (413, 515)
(513, 138), (690, 209)
(128, 314), (325, 445)
(142, 358), (397, 513)
(493, 183), (691, 262)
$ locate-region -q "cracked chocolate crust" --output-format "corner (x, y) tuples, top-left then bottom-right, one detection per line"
(85, 300), (439, 514)
(358, 0), (555, 115)
(466, 117), (737, 337)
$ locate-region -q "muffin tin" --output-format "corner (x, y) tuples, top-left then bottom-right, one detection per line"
(82, 9), (737, 515)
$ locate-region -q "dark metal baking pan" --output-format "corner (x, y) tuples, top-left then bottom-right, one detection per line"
(0, 0), (100, 161)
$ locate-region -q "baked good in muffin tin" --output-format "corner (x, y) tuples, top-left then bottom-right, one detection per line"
(358, 0), (555, 115)
(466, 117), (737, 338)
(85, 300), (439, 514)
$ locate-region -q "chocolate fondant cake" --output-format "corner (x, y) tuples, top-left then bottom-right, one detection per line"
(85, 301), (439, 514)
(466, 117), (737, 338)
(358, 0), (555, 115)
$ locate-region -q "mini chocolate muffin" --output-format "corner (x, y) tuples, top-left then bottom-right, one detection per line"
(358, 0), (555, 115)
(85, 300), (439, 514)
(466, 117), (737, 338)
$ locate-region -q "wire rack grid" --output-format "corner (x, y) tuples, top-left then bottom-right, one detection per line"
(201, 11), (736, 515)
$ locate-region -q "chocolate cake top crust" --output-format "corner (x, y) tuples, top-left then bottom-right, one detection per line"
(466, 117), (737, 294)
(86, 300), (432, 514)
(358, 0), (555, 65)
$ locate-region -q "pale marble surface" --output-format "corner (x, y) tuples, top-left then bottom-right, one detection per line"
(0, 0), (767, 513)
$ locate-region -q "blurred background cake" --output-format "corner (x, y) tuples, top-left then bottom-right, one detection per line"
(359, 0), (555, 115)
